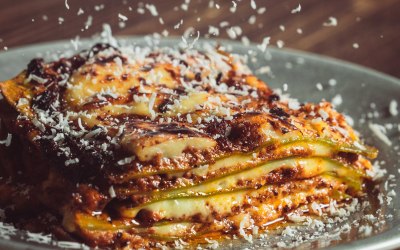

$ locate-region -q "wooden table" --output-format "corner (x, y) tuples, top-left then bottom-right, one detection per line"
(0, 0), (399, 78)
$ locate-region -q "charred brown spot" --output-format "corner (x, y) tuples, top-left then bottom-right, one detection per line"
(32, 84), (59, 111)
(179, 60), (188, 67)
(267, 167), (299, 183)
(140, 65), (153, 72)
(116, 232), (123, 239)
(105, 74), (115, 82)
(215, 72), (223, 84)
(270, 107), (290, 119)
(135, 209), (160, 227)
(158, 98), (174, 113)
(268, 94), (280, 103)
(121, 74), (129, 81)
(227, 121), (262, 150)
(195, 72), (202, 82)
(26, 58), (45, 78)
(157, 123), (200, 136)
(337, 152), (359, 164)
(165, 68), (177, 80)
(281, 127), (289, 134)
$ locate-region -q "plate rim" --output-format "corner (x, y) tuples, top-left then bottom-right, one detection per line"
(0, 36), (399, 84)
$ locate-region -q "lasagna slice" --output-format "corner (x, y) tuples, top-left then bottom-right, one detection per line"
(0, 43), (377, 248)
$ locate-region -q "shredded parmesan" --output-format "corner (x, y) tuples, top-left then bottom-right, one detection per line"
(0, 133), (11, 147)
(291, 4), (301, 14)
(117, 156), (135, 165)
(109, 186), (116, 198)
(250, 0), (257, 10)
(65, 0), (70, 10)
(118, 13), (128, 21)
(368, 123), (392, 146)
(323, 17), (338, 27)
(389, 100), (398, 116)
(145, 4), (159, 16)
(149, 93), (157, 120)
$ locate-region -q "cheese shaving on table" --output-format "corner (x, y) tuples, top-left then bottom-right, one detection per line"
(291, 4), (301, 14)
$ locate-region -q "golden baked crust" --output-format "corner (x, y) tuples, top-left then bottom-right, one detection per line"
(0, 43), (377, 248)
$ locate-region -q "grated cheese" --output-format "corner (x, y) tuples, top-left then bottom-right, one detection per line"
(323, 17), (338, 27)
(109, 186), (116, 198)
(389, 100), (398, 116)
(291, 4), (301, 14)
(118, 13), (128, 21)
(250, 0), (257, 10)
(145, 4), (159, 16)
(368, 123), (392, 146)
(331, 94), (343, 107)
(65, 0), (70, 10)
(0, 134), (12, 147)
(117, 156), (135, 165)
(149, 92), (157, 120)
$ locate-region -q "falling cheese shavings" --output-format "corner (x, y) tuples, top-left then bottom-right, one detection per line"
(230, 1), (237, 13)
(323, 17), (338, 27)
(369, 123), (392, 146)
(65, 0), (70, 10)
(257, 36), (270, 52)
(181, 1), (189, 11)
(316, 83), (323, 91)
(100, 24), (118, 48)
(84, 16), (93, 30)
(0, 133), (12, 147)
(276, 40), (284, 48)
(248, 15), (256, 25)
(108, 186), (116, 198)
(291, 4), (301, 14)
(227, 26), (242, 39)
(331, 94), (343, 107)
(70, 36), (80, 51)
(118, 13), (128, 21)
(257, 7), (266, 14)
(389, 100), (398, 116)
(77, 8), (84, 15)
(174, 19), (183, 29)
(183, 30), (200, 49)
(145, 4), (159, 16)
(250, 0), (257, 10)
(208, 26), (220, 36)
(241, 36), (250, 46)
(328, 78), (337, 86)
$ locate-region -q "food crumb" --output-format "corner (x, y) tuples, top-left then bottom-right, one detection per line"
(389, 100), (398, 116)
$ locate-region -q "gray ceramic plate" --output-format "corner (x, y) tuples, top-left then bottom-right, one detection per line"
(0, 37), (399, 250)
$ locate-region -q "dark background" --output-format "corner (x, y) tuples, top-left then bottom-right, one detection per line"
(0, 0), (399, 78)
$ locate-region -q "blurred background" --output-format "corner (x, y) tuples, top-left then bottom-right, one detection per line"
(0, 0), (399, 78)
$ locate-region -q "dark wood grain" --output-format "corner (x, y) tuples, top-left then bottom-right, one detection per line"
(0, 0), (399, 78)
